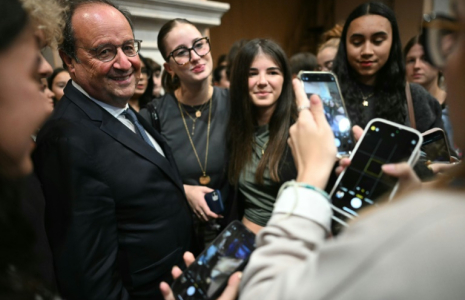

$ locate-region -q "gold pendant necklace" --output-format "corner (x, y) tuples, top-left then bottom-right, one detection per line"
(179, 100), (210, 135)
(178, 98), (212, 185)
(360, 91), (374, 107)
(255, 139), (268, 156)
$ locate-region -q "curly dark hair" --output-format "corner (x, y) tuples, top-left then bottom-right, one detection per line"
(332, 2), (407, 127)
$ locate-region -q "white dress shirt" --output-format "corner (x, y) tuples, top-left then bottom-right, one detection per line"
(72, 81), (165, 157)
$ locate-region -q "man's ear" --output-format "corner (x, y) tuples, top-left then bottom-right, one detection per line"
(59, 50), (76, 75)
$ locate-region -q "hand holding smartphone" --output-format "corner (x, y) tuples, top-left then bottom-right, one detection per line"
(171, 221), (256, 300)
(297, 71), (354, 157)
(421, 128), (452, 163)
(205, 190), (224, 215)
(329, 119), (423, 235)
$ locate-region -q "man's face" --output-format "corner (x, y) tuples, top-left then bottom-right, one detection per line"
(64, 3), (141, 107)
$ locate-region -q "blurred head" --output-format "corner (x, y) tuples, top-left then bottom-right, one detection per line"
(317, 39), (339, 71)
(20, 0), (66, 79)
(40, 77), (55, 115)
(48, 68), (71, 102)
(289, 52), (317, 76)
(158, 18), (212, 93)
(145, 57), (162, 97)
(0, 0), (49, 178)
(433, 0), (465, 151)
(334, 2), (403, 86)
(59, 0), (141, 108)
(404, 36), (441, 88)
(212, 65), (230, 89)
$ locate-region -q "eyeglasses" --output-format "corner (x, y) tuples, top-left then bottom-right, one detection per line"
(78, 39), (142, 62)
(420, 13), (461, 68)
(168, 37), (211, 66)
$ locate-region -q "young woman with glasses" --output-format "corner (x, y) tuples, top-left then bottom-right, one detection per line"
(140, 19), (230, 249)
(332, 2), (444, 134)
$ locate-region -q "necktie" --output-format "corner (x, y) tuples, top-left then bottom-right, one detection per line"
(122, 109), (155, 149)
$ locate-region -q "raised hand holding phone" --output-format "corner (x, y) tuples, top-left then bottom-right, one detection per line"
(289, 78), (337, 189)
(159, 252), (241, 300)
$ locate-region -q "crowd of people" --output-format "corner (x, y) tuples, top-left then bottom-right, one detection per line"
(1, 0), (465, 299)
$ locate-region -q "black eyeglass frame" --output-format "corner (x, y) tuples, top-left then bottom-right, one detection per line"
(167, 37), (211, 66)
(420, 13), (460, 69)
(77, 39), (143, 62)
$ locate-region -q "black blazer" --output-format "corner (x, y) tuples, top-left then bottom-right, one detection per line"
(33, 82), (193, 300)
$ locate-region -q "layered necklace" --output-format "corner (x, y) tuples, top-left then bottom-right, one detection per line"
(178, 97), (213, 185)
(178, 100), (210, 136)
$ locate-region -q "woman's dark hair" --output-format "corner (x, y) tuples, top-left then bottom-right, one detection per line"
(47, 68), (67, 91)
(404, 35), (443, 85)
(289, 52), (318, 75)
(332, 2), (407, 127)
(228, 39), (297, 185)
(157, 18), (196, 93)
(136, 54), (154, 109)
(0, 0), (29, 52)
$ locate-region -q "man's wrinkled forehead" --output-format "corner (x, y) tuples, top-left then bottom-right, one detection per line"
(72, 3), (134, 37)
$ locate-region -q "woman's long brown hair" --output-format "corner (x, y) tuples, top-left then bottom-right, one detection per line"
(227, 39), (297, 185)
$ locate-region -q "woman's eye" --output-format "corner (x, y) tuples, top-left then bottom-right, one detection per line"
(248, 71), (258, 77)
(351, 40), (363, 46)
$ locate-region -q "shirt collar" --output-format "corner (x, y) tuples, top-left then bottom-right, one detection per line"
(72, 80), (128, 118)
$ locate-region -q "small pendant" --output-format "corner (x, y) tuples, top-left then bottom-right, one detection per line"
(191, 120), (196, 136)
(199, 175), (211, 185)
(363, 100), (369, 107)
(262, 149), (264, 155)
(195, 111), (201, 118)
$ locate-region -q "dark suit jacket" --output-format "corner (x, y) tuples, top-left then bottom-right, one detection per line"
(33, 82), (193, 300)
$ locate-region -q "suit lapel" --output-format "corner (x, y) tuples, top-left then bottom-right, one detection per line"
(65, 83), (184, 193)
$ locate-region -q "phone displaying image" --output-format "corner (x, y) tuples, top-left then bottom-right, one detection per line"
(421, 128), (451, 162)
(329, 119), (422, 235)
(205, 190), (224, 214)
(297, 71), (354, 157)
(171, 220), (256, 300)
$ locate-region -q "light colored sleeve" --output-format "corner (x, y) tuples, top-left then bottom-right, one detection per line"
(239, 184), (332, 300)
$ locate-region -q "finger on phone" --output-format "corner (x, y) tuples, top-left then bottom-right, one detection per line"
(171, 265), (183, 279)
(217, 272), (242, 300)
(202, 206), (218, 220)
(183, 251), (195, 267)
(308, 94), (327, 125)
(352, 125), (364, 141)
(160, 281), (175, 300)
(292, 78), (309, 107)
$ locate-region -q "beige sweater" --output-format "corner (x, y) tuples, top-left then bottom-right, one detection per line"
(240, 186), (465, 299)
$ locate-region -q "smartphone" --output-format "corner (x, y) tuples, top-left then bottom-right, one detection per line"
(329, 118), (423, 235)
(205, 190), (224, 214)
(171, 220), (256, 300)
(297, 71), (354, 157)
(421, 128), (451, 162)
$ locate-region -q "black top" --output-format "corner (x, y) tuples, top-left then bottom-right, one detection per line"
(140, 87), (230, 202)
(355, 82), (444, 133)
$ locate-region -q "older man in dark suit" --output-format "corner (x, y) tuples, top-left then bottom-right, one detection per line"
(33, 1), (192, 299)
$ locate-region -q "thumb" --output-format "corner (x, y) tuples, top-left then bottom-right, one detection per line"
(217, 272), (242, 300)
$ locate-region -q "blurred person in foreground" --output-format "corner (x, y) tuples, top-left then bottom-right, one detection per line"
(0, 0), (57, 298)
(162, 0), (465, 299)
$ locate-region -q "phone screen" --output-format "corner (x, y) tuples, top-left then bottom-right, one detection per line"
(421, 130), (450, 162)
(171, 221), (256, 300)
(330, 120), (421, 231)
(300, 72), (353, 156)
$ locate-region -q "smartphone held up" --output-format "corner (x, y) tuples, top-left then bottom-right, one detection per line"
(297, 71), (354, 157)
(171, 221), (256, 300)
(329, 119), (423, 235)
